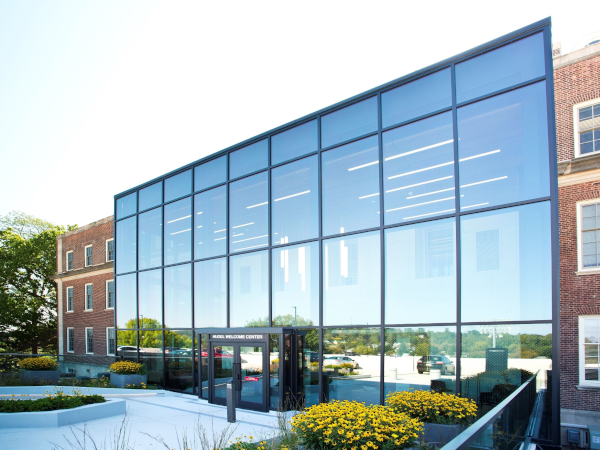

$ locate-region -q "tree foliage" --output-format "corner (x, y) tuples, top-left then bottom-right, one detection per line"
(0, 211), (75, 353)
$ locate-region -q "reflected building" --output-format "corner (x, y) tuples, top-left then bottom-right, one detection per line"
(113, 19), (559, 445)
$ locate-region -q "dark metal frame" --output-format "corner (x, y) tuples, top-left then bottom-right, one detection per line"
(113, 17), (559, 446)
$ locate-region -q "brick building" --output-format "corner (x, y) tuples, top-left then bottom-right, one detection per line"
(52, 216), (115, 360)
(554, 38), (600, 432)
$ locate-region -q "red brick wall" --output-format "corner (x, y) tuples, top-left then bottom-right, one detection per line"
(61, 220), (113, 272)
(554, 54), (600, 162)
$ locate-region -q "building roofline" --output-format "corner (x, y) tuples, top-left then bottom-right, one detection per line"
(553, 41), (600, 70)
(57, 215), (114, 239)
(114, 17), (551, 200)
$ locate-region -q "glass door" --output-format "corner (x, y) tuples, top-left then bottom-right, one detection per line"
(212, 343), (234, 403)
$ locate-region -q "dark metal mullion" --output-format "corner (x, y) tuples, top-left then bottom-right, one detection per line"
(451, 61), (462, 396)
(377, 92), (385, 405)
(320, 130), (378, 153)
(317, 114), (324, 403)
(268, 136), (273, 326)
(380, 105), (453, 133)
(455, 76), (546, 108)
(226, 153), (231, 328)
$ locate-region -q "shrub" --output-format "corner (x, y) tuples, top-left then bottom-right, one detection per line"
(0, 389), (105, 413)
(18, 357), (58, 371)
(292, 400), (422, 450)
(386, 390), (477, 426)
(109, 361), (147, 375)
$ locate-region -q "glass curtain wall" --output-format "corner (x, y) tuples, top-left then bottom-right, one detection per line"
(113, 23), (556, 430)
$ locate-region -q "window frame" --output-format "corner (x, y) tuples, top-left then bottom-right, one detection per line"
(106, 279), (115, 310)
(579, 315), (600, 386)
(66, 286), (74, 312)
(576, 198), (600, 274)
(106, 239), (114, 262)
(84, 245), (93, 267)
(573, 98), (600, 158)
(85, 327), (94, 355)
(106, 327), (116, 356)
(67, 327), (74, 353)
(66, 251), (73, 271)
(84, 283), (93, 311)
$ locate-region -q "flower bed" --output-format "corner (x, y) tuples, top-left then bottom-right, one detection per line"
(109, 361), (147, 388)
(0, 389), (105, 413)
(18, 357), (58, 371)
(386, 390), (477, 426)
(292, 400), (422, 450)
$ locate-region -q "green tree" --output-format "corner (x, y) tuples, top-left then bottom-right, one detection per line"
(0, 211), (75, 353)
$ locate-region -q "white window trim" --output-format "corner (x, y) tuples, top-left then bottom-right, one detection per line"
(84, 283), (93, 311)
(66, 251), (73, 271)
(84, 245), (93, 267)
(576, 198), (600, 274)
(85, 327), (94, 354)
(579, 315), (600, 386)
(106, 327), (115, 356)
(573, 97), (600, 158)
(66, 286), (74, 312)
(106, 239), (114, 263)
(106, 279), (114, 310)
(67, 327), (74, 353)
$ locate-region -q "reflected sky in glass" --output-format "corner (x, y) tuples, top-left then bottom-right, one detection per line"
(116, 216), (136, 274)
(321, 97), (378, 148)
(138, 206), (162, 270)
(116, 274), (136, 329)
(139, 182), (162, 212)
(195, 185), (226, 259)
(165, 170), (192, 203)
(139, 269), (162, 328)
(230, 250), (269, 327)
(164, 263), (192, 328)
(271, 120), (318, 165)
(229, 139), (268, 179)
(195, 155), (227, 192)
(229, 172), (268, 253)
(164, 197), (192, 265)
(116, 192), (136, 219)
(194, 258), (227, 328)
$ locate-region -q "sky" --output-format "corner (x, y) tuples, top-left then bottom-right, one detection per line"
(0, 0), (598, 227)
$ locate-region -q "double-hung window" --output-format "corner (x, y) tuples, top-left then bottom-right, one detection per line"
(107, 327), (116, 355)
(85, 284), (93, 310)
(86, 328), (93, 354)
(67, 328), (74, 353)
(85, 245), (93, 267)
(575, 100), (600, 157)
(106, 280), (115, 309)
(580, 316), (600, 385)
(106, 239), (114, 262)
(66, 251), (73, 271)
(66, 287), (74, 312)
(578, 200), (600, 273)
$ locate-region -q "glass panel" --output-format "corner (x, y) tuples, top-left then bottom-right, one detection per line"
(323, 328), (381, 405)
(272, 242), (319, 326)
(195, 185), (227, 259)
(164, 264), (192, 328)
(116, 216), (136, 274)
(382, 69), (452, 128)
(230, 250), (269, 327)
(461, 202), (552, 322)
(271, 120), (318, 165)
(383, 112), (455, 224)
(194, 258), (227, 328)
(138, 207), (162, 270)
(586, 345), (599, 357)
(116, 274), (137, 329)
(322, 97), (378, 148)
(580, 106), (593, 121)
(116, 192), (136, 219)
(139, 182), (162, 211)
(117, 330), (138, 361)
(458, 82), (550, 210)
(456, 33), (545, 103)
(461, 324), (552, 419)
(230, 139), (268, 179)
(271, 156), (318, 245)
(199, 333), (208, 398)
(585, 319), (599, 343)
(323, 231), (380, 325)
(384, 327), (457, 396)
(322, 136), (380, 236)
(229, 172), (268, 253)
(165, 330), (193, 392)
(269, 335), (280, 409)
(164, 197), (192, 265)
(213, 344), (234, 400)
(240, 345), (264, 406)
(138, 269), (162, 328)
(298, 329), (320, 407)
(165, 170), (192, 203)
(139, 330), (164, 387)
(385, 218), (456, 324)
(195, 155), (227, 192)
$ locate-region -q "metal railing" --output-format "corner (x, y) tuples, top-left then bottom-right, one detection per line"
(440, 373), (539, 450)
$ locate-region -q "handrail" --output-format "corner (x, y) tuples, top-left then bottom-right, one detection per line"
(439, 372), (538, 450)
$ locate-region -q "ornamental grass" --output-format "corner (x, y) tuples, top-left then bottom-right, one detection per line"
(291, 400), (423, 450)
(385, 390), (477, 426)
(109, 361), (147, 375)
(17, 357), (58, 371)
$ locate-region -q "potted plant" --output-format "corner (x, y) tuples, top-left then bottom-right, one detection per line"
(109, 361), (148, 388)
(386, 389), (477, 446)
(18, 357), (60, 384)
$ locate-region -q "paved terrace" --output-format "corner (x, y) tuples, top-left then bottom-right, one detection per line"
(0, 388), (284, 450)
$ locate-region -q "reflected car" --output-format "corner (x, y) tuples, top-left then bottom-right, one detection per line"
(164, 347), (181, 354)
(200, 348), (235, 358)
(117, 346), (145, 354)
(416, 355), (455, 375)
(324, 356), (359, 368)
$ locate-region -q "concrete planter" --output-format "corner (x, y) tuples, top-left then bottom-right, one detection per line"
(21, 370), (59, 384)
(109, 373), (147, 388)
(422, 422), (466, 446)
